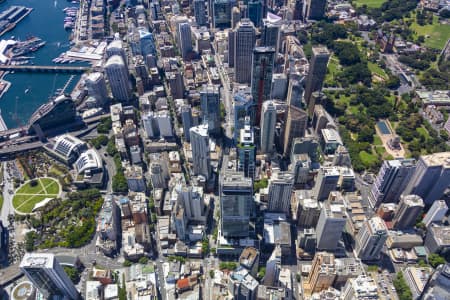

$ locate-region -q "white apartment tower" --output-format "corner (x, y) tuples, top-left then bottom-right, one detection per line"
(355, 216), (388, 261)
(190, 124), (211, 179)
(260, 100), (277, 154)
(105, 55), (132, 102)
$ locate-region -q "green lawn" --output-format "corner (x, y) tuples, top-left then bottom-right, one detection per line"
(326, 56), (341, 84)
(16, 195), (51, 214)
(373, 135), (383, 146)
(410, 16), (450, 49)
(13, 178), (60, 214)
(368, 61), (388, 80)
(353, 0), (385, 8)
(0, 195), (3, 212)
(359, 150), (379, 165)
(417, 127), (430, 139)
(44, 181), (60, 195)
(16, 180), (45, 194)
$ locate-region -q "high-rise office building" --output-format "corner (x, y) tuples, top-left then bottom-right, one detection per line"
(286, 79), (304, 109)
(228, 30), (235, 68)
(213, 0), (236, 28)
(369, 158), (416, 208)
(233, 89), (254, 142)
(20, 253), (79, 299)
(138, 28), (156, 57)
(304, 47), (330, 115)
(234, 19), (256, 84)
(423, 200), (448, 228)
(248, 0), (263, 27)
(304, 252), (336, 295)
(268, 172), (294, 213)
(190, 124), (211, 179)
(261, 13), (281, 52)
(85, 72), (108, 106)
(251, 47), (275, 125)
(178, 22), (193, 60)
(105, 55), (132, 102)
(237, 118), (256, 179)
(355, 216), (388, 261)
(106, 39), (127, 67)
(403, 152), (450, 205)
(313, 167), (340, 201)
(393, 194), (424, 230)
(316, 195), (346, 251)
(179, 185), (206, 222)
(260, 100), (277, 154)
(193, 0), (207, 26)
(200, 84), (221, 135)
(303, 0), (327, 20)
(181, 104), (193, 142)
(283, 105), (308, 156)
(220, 171), (253, 237)
(263, 245), (281, 286)
(166, 71), (185, 99)
(231, 6), (241, 29)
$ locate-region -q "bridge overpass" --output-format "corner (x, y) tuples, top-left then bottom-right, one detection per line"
(0, 65), (90, 73)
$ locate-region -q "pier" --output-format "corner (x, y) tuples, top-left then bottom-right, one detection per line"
(0, 109), (7, 132)
(0, 65), (89, 73)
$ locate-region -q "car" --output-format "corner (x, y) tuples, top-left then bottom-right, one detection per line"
(160, 260), (163, 263)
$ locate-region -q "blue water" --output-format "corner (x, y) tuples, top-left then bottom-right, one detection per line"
(0, 0), (80, 128)
(377, 120), (392, 135)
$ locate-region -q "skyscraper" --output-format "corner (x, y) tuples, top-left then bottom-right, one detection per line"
(181, 104), (193, 142)
(138, 28), (156, 57)
(248, 0), (263, 27)
(213, 0), (236, 29)
(304, 252), (336, 295)
(313, 167), (340, 201)
(237, 118), (256, 179)
(233, 89), (254, 142)
(228, 29), (235, 68)
(283, 105), (308, 156)
(251, 47), (275, 125)
(234, 19), (256, 84)
(355, 216), (388, 261)
(403, 152), (450, 205)
(263, 245), (281, 286)
(268, 172), (294, 213)
(106, 39), (127, 66)
(85, 72), (108, 106)
(105, 55), (132, 102)
(193, 0), (207, 26)
(304, 47), (330, 115)
(178, 185), (206, 222)
(200, 84), (221, 135)
(20, 253), (79, 299)
(178, 22), (193, 60)
(423, 200), (448, 228)
(370, 158), (416, 208)
(190, 124), (211, 179)
(261, 13), (282, 52)
(260, 100), (277, 154)
(231, 6), (241, 29)
(393, 194), (424, 230)
(303, 0), (327, 20)
(220, 171), (253, 237)
(316, 194), (346, 251)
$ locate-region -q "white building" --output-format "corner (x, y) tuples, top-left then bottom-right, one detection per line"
(20, 253), (79, 299)
(124, 165), (146, 192)
(342, 275), (379, 300)
(155, 110), (173, 138)
(355, 216), (388, 261)
(423, 200), (448, 228)
(53, 134), (86, 162)
(190, 124), (211, 179)
(74, 149), (103, 175)
(316, 195), (346, 251)
(85, 72), (108, 106)
(105, 55), (132, 102)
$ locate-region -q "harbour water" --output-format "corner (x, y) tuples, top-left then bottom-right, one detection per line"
(0, 0), (80, 128)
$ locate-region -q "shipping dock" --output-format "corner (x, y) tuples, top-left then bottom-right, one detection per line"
(0, 6), (33, 37)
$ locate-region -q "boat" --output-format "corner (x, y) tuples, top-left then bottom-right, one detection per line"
(24, 89), (30, 94)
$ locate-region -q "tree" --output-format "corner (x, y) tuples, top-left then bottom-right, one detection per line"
(257, 267), (266, 279)
(25, 231), (37, 252)
(63, 266), (80, 284)
(112, 172), (128, 193)
(123, 259), (132, 267)
(428, 254), (446, 268)
(97, 117), (112, 134)
(138, 257), (149, 264)
(393, 272), (412, 300)
(209, 270), (215, 278)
